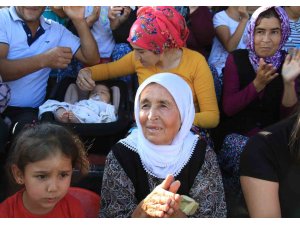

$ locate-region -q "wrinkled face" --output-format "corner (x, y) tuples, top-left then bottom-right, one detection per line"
(131, 44), (161, 67)
(254, 17), (282, 57)
(89, 84), (111, 103)
(14, 152), (72, 215)
(139, 83), (181, 145)
(15, 7), (45, 23)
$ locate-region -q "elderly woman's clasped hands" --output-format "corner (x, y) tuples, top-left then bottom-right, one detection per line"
(132, 174), (184, 218)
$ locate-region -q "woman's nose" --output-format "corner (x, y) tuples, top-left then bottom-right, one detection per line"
(148, 108), (158, 120)
(262, 33), (271, 42)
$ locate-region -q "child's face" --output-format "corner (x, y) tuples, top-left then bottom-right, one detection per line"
(89, 84), (111, 103)
(15, 152), (72, 215)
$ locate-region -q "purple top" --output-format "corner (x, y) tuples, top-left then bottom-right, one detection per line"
(222, 54), (296, 136)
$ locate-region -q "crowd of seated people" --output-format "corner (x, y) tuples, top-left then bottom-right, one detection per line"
(0, 6), (300, 218)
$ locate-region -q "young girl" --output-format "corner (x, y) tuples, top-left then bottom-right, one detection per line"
(208, 6), (249, 81)
(0, 123), (89, 217)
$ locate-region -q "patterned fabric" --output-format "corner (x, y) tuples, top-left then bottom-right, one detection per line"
(217, 133), (249, 195)
(247, 6), (290, 72)
(283, 18), (300, 51)
(191, 125), (214, 149)
(100, 144), (227, 218)
(0, 77), (10, 113)
(208, 63), (222, 103)
(127, 6), (189, 54)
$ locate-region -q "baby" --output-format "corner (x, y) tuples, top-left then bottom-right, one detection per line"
(39, 83), (117, 123)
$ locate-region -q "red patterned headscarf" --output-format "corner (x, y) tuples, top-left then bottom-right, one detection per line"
(127, 6), (189, 54)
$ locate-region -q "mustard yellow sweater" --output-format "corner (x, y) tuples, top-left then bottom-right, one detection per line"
(89, 47), (219, 128)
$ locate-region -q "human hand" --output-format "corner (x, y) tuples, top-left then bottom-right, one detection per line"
(282, 48), (300, 84)
(63, 6), (85, 22)
(42, 47), (72, 69)
(77, 68), (96, 91)
(140, 174), (181, 218)
(253, 58), (279, 92)
(108, 6), (131, 21)
(238, 6), (249, 20)
(86, 6), (101, 25)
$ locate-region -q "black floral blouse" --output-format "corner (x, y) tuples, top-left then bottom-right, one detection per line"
(100, 144), (227, 218)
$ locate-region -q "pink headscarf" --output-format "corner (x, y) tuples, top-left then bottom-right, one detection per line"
(127, 6), (189, 54)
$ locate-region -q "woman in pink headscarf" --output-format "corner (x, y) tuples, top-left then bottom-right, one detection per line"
(76, 6), (219, 129)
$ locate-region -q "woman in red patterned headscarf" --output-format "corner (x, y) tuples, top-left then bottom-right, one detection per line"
(77, 6), (220, 129)
(128, 6), (189, 54)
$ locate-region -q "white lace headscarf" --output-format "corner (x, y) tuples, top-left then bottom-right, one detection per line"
(120, 73), (199, 179)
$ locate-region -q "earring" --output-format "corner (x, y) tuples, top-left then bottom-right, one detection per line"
(17, 179), (23, 184)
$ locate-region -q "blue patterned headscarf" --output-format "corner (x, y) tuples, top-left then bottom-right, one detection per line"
(247, 6), (290, 72)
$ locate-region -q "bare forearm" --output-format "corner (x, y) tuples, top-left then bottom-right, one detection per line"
(282, 81), (298, 107)
(0, 55), (45, 81)
(73, 19), (100, 65)
(109, 17), (121, 30)
(224, 19), (248, 52)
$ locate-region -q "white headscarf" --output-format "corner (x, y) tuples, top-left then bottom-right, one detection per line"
(120, 73), (199, 179)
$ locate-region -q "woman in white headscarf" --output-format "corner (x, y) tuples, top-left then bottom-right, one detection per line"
(100, 73), (226, 218)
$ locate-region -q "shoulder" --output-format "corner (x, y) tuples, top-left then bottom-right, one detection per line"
(182, 47), (205, 59)
(0, 7), (11, 19)
(248, 114), (296, 149)
(213, 11), (229, 25)
(41, 16), (67, 33)
(112, 142), (139, 164)
(227, 49), (249, 64)
(0, 190), (23, 218)
(0, 7), (10, 19)
(182, 47), (207, 66)
(240, 115), (297, 179)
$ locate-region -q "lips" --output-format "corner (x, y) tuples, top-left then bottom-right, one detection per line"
(146, 125), (161, 132)
(260, 46), (271, 50)
(45, 197), (58, 204)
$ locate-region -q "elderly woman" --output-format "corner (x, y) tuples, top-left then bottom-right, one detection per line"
(76, 6), (219, 129)
(100, 73), (226, 218)
(213, 6), (300, 197)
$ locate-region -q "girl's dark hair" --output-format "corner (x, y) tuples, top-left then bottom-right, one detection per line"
(289, 107), (300, 163)
(256, 7), (280, 27)
(7, 123), (89, 183)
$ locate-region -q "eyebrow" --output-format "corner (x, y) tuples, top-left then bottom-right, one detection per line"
(32, 169), (72, 174)
(255, 27), (281, 31)
(140, 98), (171, 105)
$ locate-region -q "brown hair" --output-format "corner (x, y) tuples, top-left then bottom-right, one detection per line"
(7, 123), (89, 183)
(255, 7), (280, 27)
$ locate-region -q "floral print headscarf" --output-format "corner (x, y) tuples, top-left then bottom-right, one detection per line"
(127, 6), (189, 54)
(247, 6), (290, 72)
